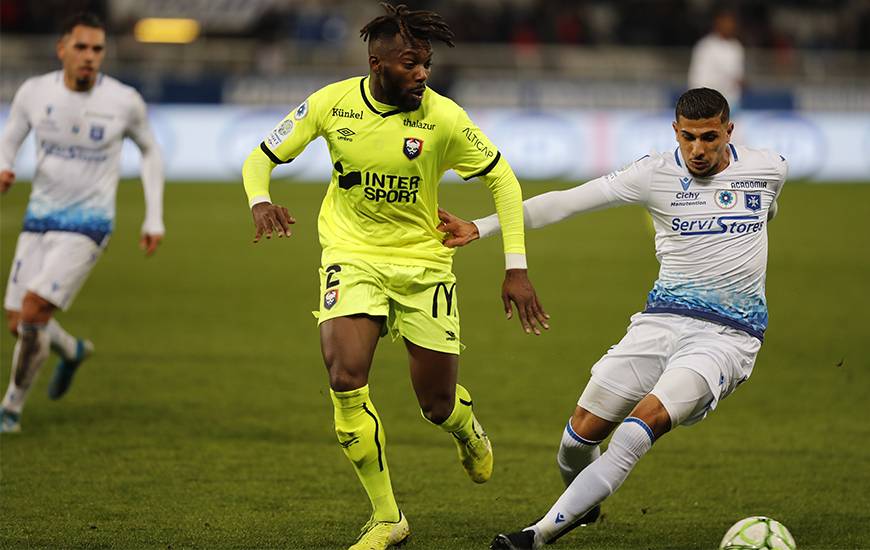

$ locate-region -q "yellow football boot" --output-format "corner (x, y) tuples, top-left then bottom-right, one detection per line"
(348, 512), (410, 550)
(454, 415), (493, 483)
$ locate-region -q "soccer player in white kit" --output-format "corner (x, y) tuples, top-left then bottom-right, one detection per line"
(0, 13), (164, 433)
(437, 88), (787, 549)
(688, 9), (745, 109)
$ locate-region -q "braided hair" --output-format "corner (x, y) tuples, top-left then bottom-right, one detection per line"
(360, 3), (455, 48)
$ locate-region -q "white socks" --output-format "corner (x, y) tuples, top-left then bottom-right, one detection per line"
(46, 318), (78, 360)
(557, 419), (601, 486)
(2, 323), (50, 414)
(534, 417), (655, 544)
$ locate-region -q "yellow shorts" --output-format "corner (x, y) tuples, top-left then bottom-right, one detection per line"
(314, 259), (461, 355)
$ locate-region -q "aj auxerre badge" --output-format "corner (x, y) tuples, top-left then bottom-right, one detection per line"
(403, 137), (423, 160)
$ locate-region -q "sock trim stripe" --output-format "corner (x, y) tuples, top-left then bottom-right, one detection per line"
(459, 398), (473, 406)
(623, 416), (655, 443)
(361, 403), (384, 472)
(565, 420), (601, 445)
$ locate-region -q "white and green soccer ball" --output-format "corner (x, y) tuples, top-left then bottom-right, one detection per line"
(719, 516), (796, 550)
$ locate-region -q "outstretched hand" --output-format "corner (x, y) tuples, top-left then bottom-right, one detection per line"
(437, 208), (479, 248)
(502, 269), (550, 335)
(252, 202), (296, 243)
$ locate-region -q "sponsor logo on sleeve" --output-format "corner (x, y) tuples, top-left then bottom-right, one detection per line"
(460, 127), (495, 159)
(745, 193), (762, 212)
(403, 137), (423, 160)
(715, 190), (737, 209)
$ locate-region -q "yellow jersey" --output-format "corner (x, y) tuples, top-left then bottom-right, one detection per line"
(243, 76), (525, 270)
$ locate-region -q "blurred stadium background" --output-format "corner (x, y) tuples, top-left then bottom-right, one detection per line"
(3, 0), (870, 181)
(2, 1), (869, 549)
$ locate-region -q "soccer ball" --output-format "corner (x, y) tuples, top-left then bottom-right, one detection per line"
(719, 516), (796, 549)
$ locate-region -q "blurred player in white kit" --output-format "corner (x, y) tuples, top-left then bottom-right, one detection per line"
(0, 13), (164, 433)
(689, 8), (745, 109)
(438, 88), (787, 549)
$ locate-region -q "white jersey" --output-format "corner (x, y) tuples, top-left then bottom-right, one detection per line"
(688, 34), (745, 107)
(0, 71), (164, 243)
(475, 144), (788, 340)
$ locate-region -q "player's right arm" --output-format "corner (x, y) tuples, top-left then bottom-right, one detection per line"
(0, 80), (34, 193)
(242, 91), (324, 242)
(440, 156), (653, 246)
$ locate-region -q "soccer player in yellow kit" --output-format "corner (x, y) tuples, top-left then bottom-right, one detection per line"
(242, 4), (548, 549)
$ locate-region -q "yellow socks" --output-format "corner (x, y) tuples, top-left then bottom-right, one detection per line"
(432, 384), (476, 440)
(331, 385), (400, 522)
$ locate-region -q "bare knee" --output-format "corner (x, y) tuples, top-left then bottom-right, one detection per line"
(20, 293), (54, 324)
(323, 351), (370, 392)
(419, 393), (454, 425)
(570, 406), (619, 442)
(627, 394), (672, 439)
(5, 310), (20, 336)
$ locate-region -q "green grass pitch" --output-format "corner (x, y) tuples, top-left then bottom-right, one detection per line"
(1, 180), (868, 549)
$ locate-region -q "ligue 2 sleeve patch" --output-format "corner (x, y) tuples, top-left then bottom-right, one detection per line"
(266, 119), (294, 149)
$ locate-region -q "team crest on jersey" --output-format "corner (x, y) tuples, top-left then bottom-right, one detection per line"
(745, 193), (762, 212)
(403, 137), (423, 160)
(715, 190), (737, 209)
(324, 289), (339, 310)
(294, 100), (309, 120)
(89, 124), (104, 141)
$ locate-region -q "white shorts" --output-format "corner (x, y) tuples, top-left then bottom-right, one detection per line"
(581, 312), (761, 425)
(4, 231), (105, 312)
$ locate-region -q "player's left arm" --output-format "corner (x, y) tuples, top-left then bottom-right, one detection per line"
(440, 156), (653, 243)
(126, 92), (165, 256)
(767, 153), (788, 222)
(443, 109), (548, 335)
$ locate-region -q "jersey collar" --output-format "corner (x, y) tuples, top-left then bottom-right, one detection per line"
(360, 77), (402, 118)
(673, 143), (739, 175)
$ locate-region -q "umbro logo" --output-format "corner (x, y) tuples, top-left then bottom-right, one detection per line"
(337, 127), (355, 142)
(339, 435), (360, 449)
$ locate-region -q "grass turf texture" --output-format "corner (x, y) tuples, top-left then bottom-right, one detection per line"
(1, 180), (868, 549)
